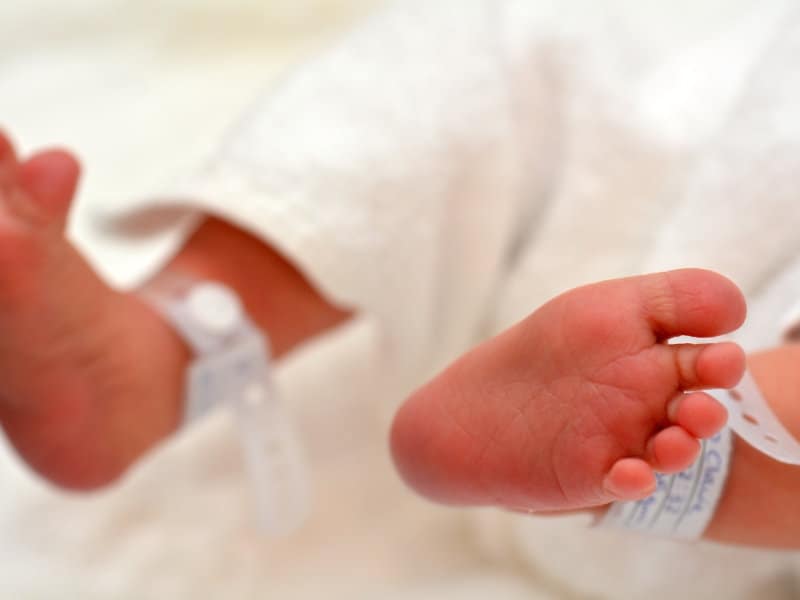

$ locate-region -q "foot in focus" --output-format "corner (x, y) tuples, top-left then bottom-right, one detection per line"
(391, 269), (746, 511)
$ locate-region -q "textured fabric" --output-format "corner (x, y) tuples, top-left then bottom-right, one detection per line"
(73, 0), (800, 598)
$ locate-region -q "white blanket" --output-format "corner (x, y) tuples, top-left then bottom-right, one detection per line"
(3, 0), (800, 598)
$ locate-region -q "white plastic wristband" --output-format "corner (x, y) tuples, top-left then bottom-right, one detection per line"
(141, 274), (311, 536)
(712, 369), (800, 465)
(602, 365), (800, 539)
(600, 427), (732, 539)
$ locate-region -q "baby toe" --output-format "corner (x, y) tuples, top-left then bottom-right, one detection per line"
(639, 269), (746, 340)
(669, 341), (746, 390)
(667, 391), (728, 439)
(19, 150), (81, 225)
(646, 426), (701, 473)
(603, 458), (656, 501)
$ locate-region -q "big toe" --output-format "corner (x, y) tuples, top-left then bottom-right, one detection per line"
(19, 150), (81, 225)
(638, 269), (747, 340)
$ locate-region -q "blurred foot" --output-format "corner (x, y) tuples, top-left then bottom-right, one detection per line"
(0, 130), (184, 489)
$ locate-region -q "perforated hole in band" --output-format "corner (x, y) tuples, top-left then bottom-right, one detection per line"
(742, 413), (759, 426)
(710, 369), (800, 465)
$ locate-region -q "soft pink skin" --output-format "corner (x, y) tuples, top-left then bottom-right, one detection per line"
(0, 129), (349, 490)
(0, 131), (190, 489)
(391, 269), (747, 511)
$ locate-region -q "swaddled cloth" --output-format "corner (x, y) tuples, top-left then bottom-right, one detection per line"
(81, 0), (800, 597)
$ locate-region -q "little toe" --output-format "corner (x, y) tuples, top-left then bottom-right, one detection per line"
(19, 150), (81, 225)
(668, 341), (746, 390)
(646, 426), (701, 473)
(667, 392), (728, 439)
(603, 458), (656, 501)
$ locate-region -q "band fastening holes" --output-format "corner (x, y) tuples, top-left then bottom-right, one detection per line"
(742, 413), (759, 426)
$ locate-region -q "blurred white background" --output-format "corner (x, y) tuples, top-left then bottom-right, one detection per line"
(0, 0), (377, 275)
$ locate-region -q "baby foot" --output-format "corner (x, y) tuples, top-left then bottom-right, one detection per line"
(0, 131), (185, 488)
(0, 131), (96, 407)
(391, 270), (746, 511)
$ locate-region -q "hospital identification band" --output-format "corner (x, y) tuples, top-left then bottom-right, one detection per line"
(141, 275), (311, 536)
(603, 365), (800, 539)
(600, 427), (732, 539)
